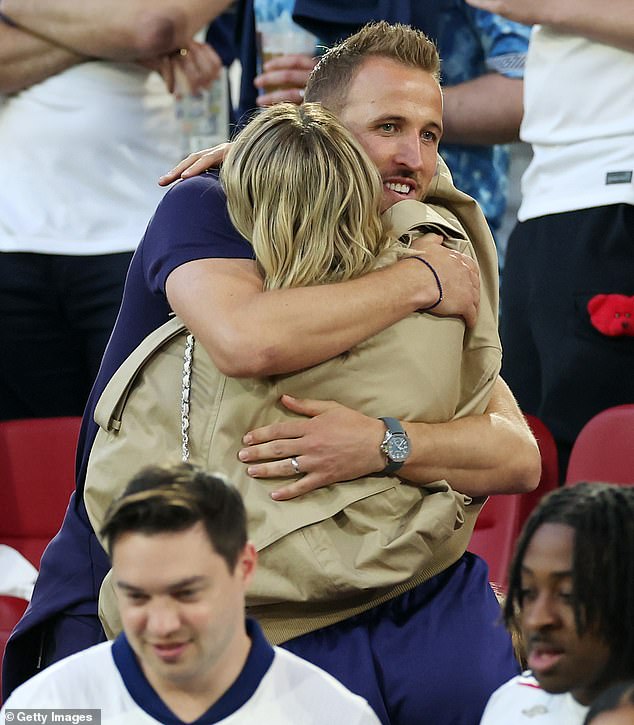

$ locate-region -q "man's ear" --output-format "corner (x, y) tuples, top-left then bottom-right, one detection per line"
(237, 541), (258, 586)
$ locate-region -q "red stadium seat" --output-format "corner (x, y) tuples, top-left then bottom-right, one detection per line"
(0, 416), (80, 567)
(518, 414), (560, 528)
(469, 493), (521, 590)
(0, 416), (81, 698)
(0, 595), (28, 701)
(469, 414), (559, 589)
(565, 404), (634, 486)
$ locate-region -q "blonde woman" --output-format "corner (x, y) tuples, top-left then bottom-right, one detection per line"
(222, 102), (408, 290)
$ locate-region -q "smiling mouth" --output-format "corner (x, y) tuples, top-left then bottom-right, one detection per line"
(152, 641), (189, 661)
(385, 181), (413, 195)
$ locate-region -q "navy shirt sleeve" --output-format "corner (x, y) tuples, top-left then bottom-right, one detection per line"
(141, 171), (254, 297)
(76, 170), (253, 496)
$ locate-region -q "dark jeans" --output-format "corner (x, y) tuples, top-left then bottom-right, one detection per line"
(0, 251), (133, 420)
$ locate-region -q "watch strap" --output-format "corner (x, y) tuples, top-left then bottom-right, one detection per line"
(378, 416), (407, 475)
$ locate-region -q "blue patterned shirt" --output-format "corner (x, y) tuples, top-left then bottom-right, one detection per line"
(438, 1), (530, 234)
(239, 1), (529, 237)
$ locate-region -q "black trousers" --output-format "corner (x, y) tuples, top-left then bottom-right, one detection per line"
(0, 251), (133, 420)
(500, 203), (634, 474)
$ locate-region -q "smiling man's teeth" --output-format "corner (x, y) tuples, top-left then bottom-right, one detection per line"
(386, 182), (411, 194)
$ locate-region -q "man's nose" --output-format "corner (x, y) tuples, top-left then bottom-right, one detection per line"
(394, 132), (425, 171)
(522, 593), (560, 632)
(146, 600), (180, 636)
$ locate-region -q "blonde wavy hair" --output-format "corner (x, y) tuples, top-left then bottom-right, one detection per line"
(221, 103), (405, 290)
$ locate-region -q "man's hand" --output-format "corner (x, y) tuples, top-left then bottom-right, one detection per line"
(158, 141), (232, 186)
(407, 235), (480, 327)
(238, 395), (386, 500)
(237, 381), (541, 501)
(253, 53), (317, 106)
(141, 40), (222, 95)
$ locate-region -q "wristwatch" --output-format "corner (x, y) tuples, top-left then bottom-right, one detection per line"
(378, 417), (411, 475)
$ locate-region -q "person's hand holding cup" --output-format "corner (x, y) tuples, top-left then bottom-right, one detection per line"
(254, 20), (318, 106)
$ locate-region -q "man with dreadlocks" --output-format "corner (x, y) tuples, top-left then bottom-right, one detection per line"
(480, 482), (634, 724)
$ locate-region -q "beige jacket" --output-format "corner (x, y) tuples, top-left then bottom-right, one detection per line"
(85, 158), (501, 644)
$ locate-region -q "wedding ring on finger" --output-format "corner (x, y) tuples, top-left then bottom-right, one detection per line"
(290, 456), (301, 475)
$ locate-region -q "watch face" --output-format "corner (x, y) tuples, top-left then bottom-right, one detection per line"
(388, 435), (410, 462)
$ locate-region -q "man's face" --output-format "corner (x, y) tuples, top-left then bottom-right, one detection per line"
(338, 56), (443, 212)
(520, 523), (613, 705)
(112, 522), (256, 694)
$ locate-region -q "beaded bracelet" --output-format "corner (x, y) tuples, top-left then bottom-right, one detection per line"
(403, 255), (443, 311)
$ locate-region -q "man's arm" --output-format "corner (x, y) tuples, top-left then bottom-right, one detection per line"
(165, 239), (480, 378)
(158, 143), (231, 185)
(0, 0), (233, 60)
(399, 377), (540, 495)
(0, 20), (84, 94)
(440, 6), (529, 146)
(465, 0), (634, 52)
(441, 74), (523, 145)
(238, 377), (541, 499)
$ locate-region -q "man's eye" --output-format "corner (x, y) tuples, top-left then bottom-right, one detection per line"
(422, 131), (437, 142)
(127, 593), (148, 603)
(381, 123), (396, 132)
(176, 589), (198, 601)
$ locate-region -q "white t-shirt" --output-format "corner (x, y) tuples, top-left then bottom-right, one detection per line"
(518, 26), (634, 220)
(0, 61), (182, 255)
(480, 673), (589, 724)
(1, 621), (380, 725)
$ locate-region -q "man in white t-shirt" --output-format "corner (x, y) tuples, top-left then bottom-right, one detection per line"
(1, 462), (379, 724)
(479, 482), (634, 724)
(465, 0), (634, 475)
(0, 0), (229, 420)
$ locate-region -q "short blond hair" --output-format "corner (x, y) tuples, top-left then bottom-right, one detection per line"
(305, 21), (440, 113)
(221, 103), (402, 290)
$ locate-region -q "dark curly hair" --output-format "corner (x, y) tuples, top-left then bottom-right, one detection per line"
(505, 482), (634, 675)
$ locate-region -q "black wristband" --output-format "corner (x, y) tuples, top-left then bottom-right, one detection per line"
(0, 10), (18, 27)
(403, 255), (443, 311)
